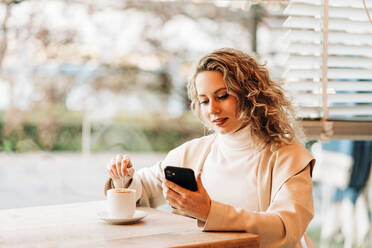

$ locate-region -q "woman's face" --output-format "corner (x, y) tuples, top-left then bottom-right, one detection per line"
(195, 71), (245, 134)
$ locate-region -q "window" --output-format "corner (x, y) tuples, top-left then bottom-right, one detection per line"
(283, 0), (372, 140)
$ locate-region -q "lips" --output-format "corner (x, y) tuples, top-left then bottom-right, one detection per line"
(212, 118), (228, 126)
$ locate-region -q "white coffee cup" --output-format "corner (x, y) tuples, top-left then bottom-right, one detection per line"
(107, 188), (136, 219)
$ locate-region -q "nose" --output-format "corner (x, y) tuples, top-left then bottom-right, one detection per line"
(208, 99), (220, 115)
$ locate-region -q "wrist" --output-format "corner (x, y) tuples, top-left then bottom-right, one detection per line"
(200, 198), (211, 222)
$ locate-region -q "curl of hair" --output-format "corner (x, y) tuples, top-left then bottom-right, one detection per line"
(188, 48), (302, 150)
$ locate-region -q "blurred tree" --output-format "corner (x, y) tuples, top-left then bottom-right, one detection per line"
(0, 0), (26, 151)
(0, 0), (270, 151)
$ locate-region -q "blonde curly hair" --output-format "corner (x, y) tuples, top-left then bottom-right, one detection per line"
(188, 48), (300, 150)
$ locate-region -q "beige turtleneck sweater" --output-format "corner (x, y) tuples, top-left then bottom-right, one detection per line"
(104, 126), (315, 248)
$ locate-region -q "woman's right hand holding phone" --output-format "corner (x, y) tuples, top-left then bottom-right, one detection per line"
(107, 154), (135, 188)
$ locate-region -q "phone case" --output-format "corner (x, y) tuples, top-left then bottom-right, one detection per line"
(164, 166), (197, 191)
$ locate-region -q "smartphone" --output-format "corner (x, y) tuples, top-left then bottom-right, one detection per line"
(164, 166), (198, 191)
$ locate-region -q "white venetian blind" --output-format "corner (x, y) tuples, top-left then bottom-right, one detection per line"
(282, 0), (372, 140)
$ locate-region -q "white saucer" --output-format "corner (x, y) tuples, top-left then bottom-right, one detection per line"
(97, 210), (147, 224)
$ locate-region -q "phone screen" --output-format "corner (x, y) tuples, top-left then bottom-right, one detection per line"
(164, 166), (197, 191)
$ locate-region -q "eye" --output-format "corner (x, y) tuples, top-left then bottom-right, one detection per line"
(199, 99), (208, 105)
(217, 93), (229, 100)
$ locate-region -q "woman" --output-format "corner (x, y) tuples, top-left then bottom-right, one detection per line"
(105, 48), (315, 247)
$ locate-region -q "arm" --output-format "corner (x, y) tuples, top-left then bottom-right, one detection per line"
(133, 161), (166, 207)
(104, 136), (213, 209)
(199, 165), (313, 248)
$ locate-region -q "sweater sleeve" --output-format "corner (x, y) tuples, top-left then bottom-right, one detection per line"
(198, 165), (313, 248)
(133, 160), (166, 207)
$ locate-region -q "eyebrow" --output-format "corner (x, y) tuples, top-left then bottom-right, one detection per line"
(198, 88), (227, 97)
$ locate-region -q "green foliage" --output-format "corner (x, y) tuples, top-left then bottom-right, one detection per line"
(0, 119), (204, 153)
(0, 122), (17, 152)
(53, 125), (82, 151)
(2, 139), (14, 152)
(0, 122), (81, 152)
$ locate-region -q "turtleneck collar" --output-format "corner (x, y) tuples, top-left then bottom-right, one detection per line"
(217, 125), (259, 151)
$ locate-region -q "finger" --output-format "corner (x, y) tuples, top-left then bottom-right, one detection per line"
(167, 197), (181, 210)
(115, 154), (123, 176)
(166, 196), (179, 209)
(164, 179), (187, 197)
(164, 186), (183, 208)
(163, 182), (180, 199)
(165, 187), (179, 200)
(121, 159), (127, 176)
(110, 159), (118, 177)
(123, 154), (132, 168)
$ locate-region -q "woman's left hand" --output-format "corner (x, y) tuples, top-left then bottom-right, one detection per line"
(163, 173), (211, 222)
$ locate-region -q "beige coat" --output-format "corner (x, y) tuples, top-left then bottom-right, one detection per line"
(105, 134), (315, 247)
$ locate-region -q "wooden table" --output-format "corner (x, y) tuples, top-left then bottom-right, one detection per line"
(0, 201), (259, 248)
